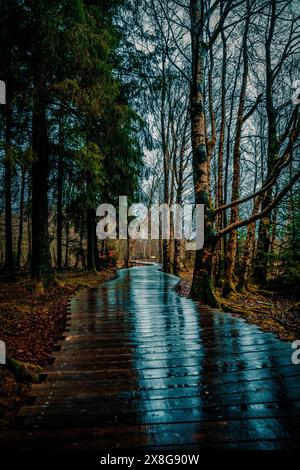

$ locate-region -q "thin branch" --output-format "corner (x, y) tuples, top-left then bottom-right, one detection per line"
(242, 93), (263, 123)
(216, 169), (300, 240)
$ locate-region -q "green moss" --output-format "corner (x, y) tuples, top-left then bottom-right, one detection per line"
(6, 357), (42, 383)
(190, 274), (219, 308)
(206, 228), (217, 241)
(199, 191), (209, 205)
(222, 279), (236, 298)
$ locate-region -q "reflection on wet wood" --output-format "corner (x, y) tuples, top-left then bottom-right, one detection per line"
(1, 265), (300, 449)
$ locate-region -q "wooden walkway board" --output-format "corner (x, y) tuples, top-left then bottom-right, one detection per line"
(1, 265), (300, 450)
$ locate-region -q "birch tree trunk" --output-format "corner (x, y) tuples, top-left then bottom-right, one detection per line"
(189, 0), (218, 306)
(222, 1), (250, 296)
(254, 0), (278, 283)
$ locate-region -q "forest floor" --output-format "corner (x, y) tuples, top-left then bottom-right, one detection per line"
(177, 271), (300, 342)
(0, 267), (116, 431)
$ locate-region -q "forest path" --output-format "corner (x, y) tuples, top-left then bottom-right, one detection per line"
(2, 265), (300, 450)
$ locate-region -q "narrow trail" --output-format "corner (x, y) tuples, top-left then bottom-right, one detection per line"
(2, 265), (300, 450)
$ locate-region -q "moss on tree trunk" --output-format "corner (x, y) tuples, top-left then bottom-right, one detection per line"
(190, 240), (219, 307)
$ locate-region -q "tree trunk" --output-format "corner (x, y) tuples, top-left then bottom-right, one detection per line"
(56, 152), (63, 270)
(86, 168), (97, 271)
(75, 224), (84, 269)
(87, 206), (97, 272)
(214, 22), (227, 285)
(237, 197), (260, 291)
(223, 48), (242, 273)
(158, 235), (162, 264)
(161, 53), (171, 273)
(4, 99), (14, 271)
(31, 95), (53, 285)
(124, 237), (130, 268)
(64, 220), (69, 268)
(173, 111), (188, 276)
(253, 0), (277, 283)
(206, 46), (217, 198)
(190, 240), (218, 306)
(17, 167), (26, 269)
(222, 3), (250, 297)
(94, 216), (100, 271)
(189, 0), (218, 307)
(26, 175), (32, 267)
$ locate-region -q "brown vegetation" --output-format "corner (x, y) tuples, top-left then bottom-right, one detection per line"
(0, 268), (116, 431)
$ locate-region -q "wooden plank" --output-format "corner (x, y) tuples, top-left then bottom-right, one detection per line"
(3, 417), (300, 450)
(30, 379), (300, 402)
(41, 356), (294, 380)
(52, 343), (290, 362)
(17, 404), (300, 432)
(19, 394), (300, 419)
(47, 348), (292, 369)
(32, 364), (300, 395)
(3, 264), (298, 450)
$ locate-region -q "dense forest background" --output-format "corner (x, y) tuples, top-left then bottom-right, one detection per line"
(0, 0), (299, 308)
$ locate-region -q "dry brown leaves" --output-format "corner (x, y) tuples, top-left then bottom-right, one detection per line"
(0, 268), (116, 430)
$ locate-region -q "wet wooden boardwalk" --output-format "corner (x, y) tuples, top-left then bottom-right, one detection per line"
(2, 265), (300, 450)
